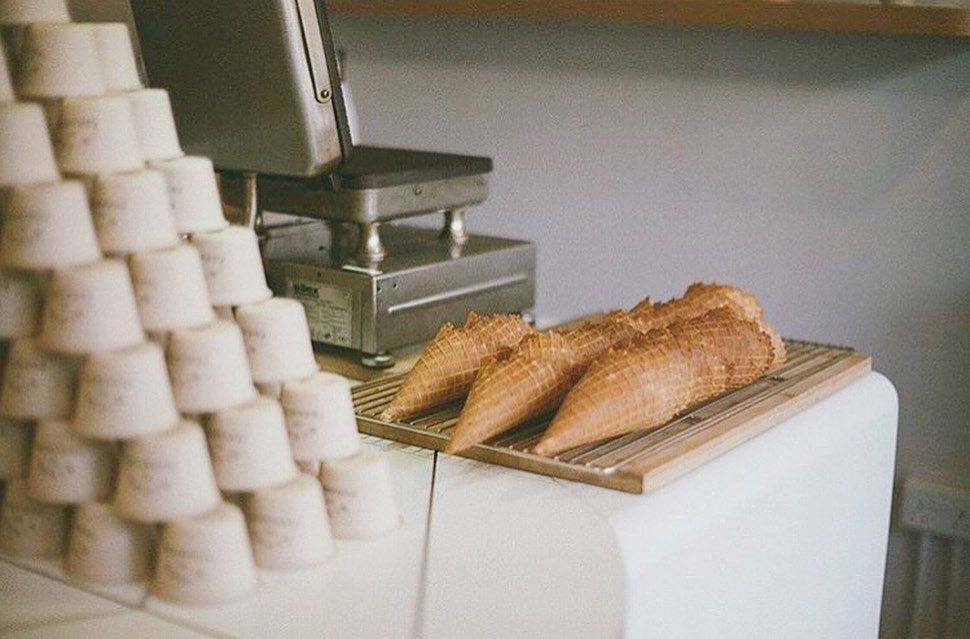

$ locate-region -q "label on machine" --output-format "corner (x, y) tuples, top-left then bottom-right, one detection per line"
(289, 280), (354, 347)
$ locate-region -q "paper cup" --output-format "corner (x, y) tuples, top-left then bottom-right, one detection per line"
(152, 501), (257, 606)
(152, 156), (228, 234)
(207, 396), (298, 492)
(26, 419), (116, 505)
(15, 23), (104, 98)
(0, 44), (13, 102)
(1, 179), (101, 270)
(320, 449), (399, 539)
(113, 420), (222, 523)
(40, 259), (145, 355)
(73, 341), (179, 441)
(0, 0), (71, 24)
(65, 501), (156, 585)
(0, 479), (70, 558)
(89, 23), (141, 92)
(281, 372), (360, 463)
(0, 418), (33, 480)
(167, 320), (257, 414)
(0, 338), (79, 420)
(191, 226), (271, 307)
(236, 297), (317, 384)
(55, 94), (143, 175)
(91, 169), (179, 255)
(0, 102), (60, 186)
(128, 88), (182, 162)
(244, 473), (334, 570)
(129, 243), (215, 333)
(0, 269), (43, 339)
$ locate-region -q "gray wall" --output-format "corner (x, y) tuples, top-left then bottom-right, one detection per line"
(330, 15), (970, 637)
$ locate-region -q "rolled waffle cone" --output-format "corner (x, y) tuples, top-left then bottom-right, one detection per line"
(380, 312), (533, 421)
(533, 307), (784, 457)
(624, 282), (763, 334)
(446, 317), (641, 454)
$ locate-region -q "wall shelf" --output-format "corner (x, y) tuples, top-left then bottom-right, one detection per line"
(327, 1), (970, 37)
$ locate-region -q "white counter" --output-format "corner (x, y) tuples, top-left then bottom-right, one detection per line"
(0, 372), (897, 638)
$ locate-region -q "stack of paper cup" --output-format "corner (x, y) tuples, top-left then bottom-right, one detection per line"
(152, 501), (258, 605)
(0, 419), (33, 480)
(39, 259), (144, 354)
(167, 320), (257, 414)
(72, 340), (179, 440)
(236, 297), (317, 390)
(88, 23), (141, 93)
(90, 169), (179, 255)
(191, 225), (272, 308)
(207, 396), (298, 492)
(152, 156), (228, 235)
(14, 23), (105, 98)
(0, 338), (78, 420)
(65, 501), (156, 585)
(129, 244), (215, 334)
(320, 449), (399, 539)
(0, 270), (43, 339)
(0, 102), (60, 186)
(113, 420), (222, 523)
(127, 88), (182, 162)
(0, 479), (71, 558)
(0, 179), (101, 270)
(245, 473), (334, 569)
(25, 419), (116, 504)
(281, 371), (361, 464)
(54, 94), (143, 176)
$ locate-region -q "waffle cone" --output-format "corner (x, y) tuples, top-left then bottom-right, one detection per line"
(624, 282), (763, 334)
(533, 307), (782, 457)
(445, 319), (642, 453)
(380, 312), (533, 421)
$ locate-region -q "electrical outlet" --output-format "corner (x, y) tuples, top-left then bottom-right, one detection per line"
(899, 477), (970, 540)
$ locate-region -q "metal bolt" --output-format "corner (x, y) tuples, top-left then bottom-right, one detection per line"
(413, 186), (423, 196)
(319, 89), (331, 100)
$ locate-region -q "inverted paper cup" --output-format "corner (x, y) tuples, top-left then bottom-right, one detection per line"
(55, 94), (143, 175)
(0, 102), (60, 187)
(65, 501), (156, 585)
(129, 243), (215, 333)
(152, 156), (228, 234)
(0, 269), (43, 339)
(0, 338), (79, 420)
(0, 419), (33, 480)
(73, 341), (179, 441)
(89, 23), (141, 92)
(320, 449), (399, 539)
(26, 419), (116, 505)
(0, 479), (70, 558)
(281, 372), (360, 463)
(207, 396), (297, 492)
(1, 179), (101, 269)
(152, 501), (257, 606)
(91, 169), (179, 254)
(167, 320), (257, 414)
(191, 226), (271, 307)
(0, 0), (71, 24)
(40, 259), (145, 355)
(0, 44), (13, 102)
(15, 23), (104, 98)
(245, 473), (334, 570)
(128, 88), (182, 162)
(113, 420), (222, 523)
(236, 297), (317, 384)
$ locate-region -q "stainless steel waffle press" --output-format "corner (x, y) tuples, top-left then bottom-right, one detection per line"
(129, 0), (535, 366)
